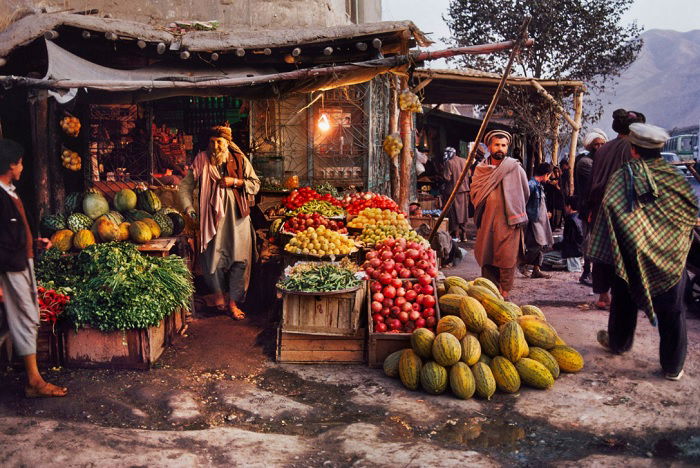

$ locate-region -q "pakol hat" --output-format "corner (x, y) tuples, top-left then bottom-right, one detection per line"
(483, 129), (512, 145)
(209, 123), (233, 142)
(628, 123), (669, 149)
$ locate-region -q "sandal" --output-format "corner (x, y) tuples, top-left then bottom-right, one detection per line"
(595, 300), (610, 310)
(25, 381), (68, 398)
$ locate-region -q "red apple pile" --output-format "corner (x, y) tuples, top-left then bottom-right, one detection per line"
(369, 277), (437, 334)
(363, 237), (439, 334)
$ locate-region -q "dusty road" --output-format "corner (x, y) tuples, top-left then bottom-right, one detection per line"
(1, 242), (699, 467)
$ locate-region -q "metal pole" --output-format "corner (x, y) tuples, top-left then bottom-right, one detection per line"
(428, 17), (532, 243)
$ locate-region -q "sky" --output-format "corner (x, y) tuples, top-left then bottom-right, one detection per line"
(382, 0), (700, 55)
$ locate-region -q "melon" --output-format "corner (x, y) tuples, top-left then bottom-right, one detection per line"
(515, 358), (555, 389)
(411, 328), (435, 359)
(449, 362), (476, 399)
(527, 347), (560, 379)
(113, 188), (137, 211)
(383, 349), (405, 378)
(436, 315), (467, 340)
(153, 213), (174, 237)
(460, 333), (481, 366)
(82, 189), (109, 220)
(481, 296), (519, 326)
(459, 296), (487, 333)
(50, 229), (74, 252)
(67, 213), (92, 233)
(40, 214), (67, 236)
(398, 349), (422, 390)
(95, 218), (120, 242)
(420, 361), (448, 395)
(73, 229), (96, 250)
(478, 327), (500, 357)
(517, 316), (558, 349)
(499, 321), (529, 363)
(117, 222), (131, 241)
(548, 346), (584, 373)
(521, 305), (546, 320)
(129, 220), (153, 244)
(141, 218), (161, 238)
(136, 188), (162, 213)
(472, 277), (503, 300)
(491, 356), (521, 393)
(167, 212), (186, 235)
(432, 333), (462, 367)
(471, 362), (496, 400)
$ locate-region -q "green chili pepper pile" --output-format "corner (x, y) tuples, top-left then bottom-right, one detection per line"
(289, 200), (345, 218)
(278, 262), (361, 292)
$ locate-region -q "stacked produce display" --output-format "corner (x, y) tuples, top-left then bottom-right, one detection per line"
(277, 259), (363, 293)
(383, 275), (584, 399)
(40, 186), (187, 252)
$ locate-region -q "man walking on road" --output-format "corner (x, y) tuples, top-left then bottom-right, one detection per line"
(471, 130), (529, 300)
(589, 123), (697, 381)
(0, 139), (68, 398)
(521, 162), (554, 279)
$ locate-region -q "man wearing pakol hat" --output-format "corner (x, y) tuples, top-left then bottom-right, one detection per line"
(441, 146), (470, 241)
(575, 128), (608, 286)
(470, 130), (529, 299)
(179, 124), (260, 320)
(588, 123), (697, 381)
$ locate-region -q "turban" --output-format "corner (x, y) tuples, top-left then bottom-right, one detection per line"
(483, 130), (512, 145)
(583, 128), (608, 150)
(443, 146), (457, 161)
(628, 123), (668, 149)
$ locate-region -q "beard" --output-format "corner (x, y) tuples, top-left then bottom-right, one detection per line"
(491, 151), (506, 160)
(209, 146), (229, 166)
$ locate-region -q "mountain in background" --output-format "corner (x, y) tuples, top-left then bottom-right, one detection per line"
(594, 29), (700, 132)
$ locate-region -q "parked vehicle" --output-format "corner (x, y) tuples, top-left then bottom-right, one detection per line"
(661, 152), (688, 174)
(664, 134), (698, 161)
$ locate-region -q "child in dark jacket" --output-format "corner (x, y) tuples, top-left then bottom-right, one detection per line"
(543, 196), (585, 272)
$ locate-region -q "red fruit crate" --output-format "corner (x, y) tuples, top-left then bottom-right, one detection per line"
(366, 278), (441, 368)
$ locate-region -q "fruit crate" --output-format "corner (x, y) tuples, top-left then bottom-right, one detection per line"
(366, 279), (441, 368)
(276, 326), (367, 364)
(279, 282), (366, 336)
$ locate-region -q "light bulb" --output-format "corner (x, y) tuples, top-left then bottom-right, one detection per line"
(318, 113), (330, 132)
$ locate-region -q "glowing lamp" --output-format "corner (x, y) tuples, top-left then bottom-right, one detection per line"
(318, 113), (330, 131)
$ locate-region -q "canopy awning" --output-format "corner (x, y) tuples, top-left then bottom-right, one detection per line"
(413, 68), (584, 105)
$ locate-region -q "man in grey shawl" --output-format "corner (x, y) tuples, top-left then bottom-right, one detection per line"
(179, 124), (260, 320)
(471, 130), (529, 299)
(441, 146), (470, 241)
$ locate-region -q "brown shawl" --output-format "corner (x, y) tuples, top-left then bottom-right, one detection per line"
(471, 157), (529, 228)
(587, 136), (630, 222)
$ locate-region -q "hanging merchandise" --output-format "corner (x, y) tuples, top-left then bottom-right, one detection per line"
(399, 89), (423, 113)
(383, 133), (403, 158)
(60, 115), (81, 137)
(61, 148), (82, 171)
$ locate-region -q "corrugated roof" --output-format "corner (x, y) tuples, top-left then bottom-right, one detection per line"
(0, 12), (431, 58)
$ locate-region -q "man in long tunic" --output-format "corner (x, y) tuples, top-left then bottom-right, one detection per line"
(471, 130), (529, 299)
(441, 147), (470, 241)
(179, 125), (260, 320)
(588, 123), (697, 381)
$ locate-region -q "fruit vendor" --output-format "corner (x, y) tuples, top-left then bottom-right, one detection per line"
(0, 139), (68, 398)
(470, 130), (529, 300)
(441, 146), (470, 242)
(179, 124), (260, 320)
(589, 123), (697, 381)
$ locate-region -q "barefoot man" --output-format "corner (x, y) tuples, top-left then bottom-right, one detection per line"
(179, 124), (260, 320)
(0, 139), (67, 398)
(470, 130), (529, 300)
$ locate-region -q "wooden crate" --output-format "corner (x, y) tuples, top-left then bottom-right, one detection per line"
(276, 327), (366, 364)
(281, 283), (366, 336)
(367, 279), (441, 368)
(409, 216), (449, 233)
(61, 310), (180, 369)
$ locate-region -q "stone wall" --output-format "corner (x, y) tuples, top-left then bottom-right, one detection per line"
(3, 0), (382, 29)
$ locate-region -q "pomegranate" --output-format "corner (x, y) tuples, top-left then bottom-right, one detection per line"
(376, 322), (388, 332)
(398, 311), (409, 323)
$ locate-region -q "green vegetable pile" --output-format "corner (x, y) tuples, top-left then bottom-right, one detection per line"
(314, 182), (339, 198)
(278, 262), (361, 292)
(35, 243), (193, 331)
(290, 200), (345, 218)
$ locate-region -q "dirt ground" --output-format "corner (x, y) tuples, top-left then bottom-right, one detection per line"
(1, 236), (700, 467)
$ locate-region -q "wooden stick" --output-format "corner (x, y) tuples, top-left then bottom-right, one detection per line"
(529, 80), (580, 131)
(551, 114), (560, 165)
(399, 76), (412, 213)
(389, 76), (400, 202)
(0, 39), (535, 92)
(567, 90), (584, 195)
(428, 17), (532, 243)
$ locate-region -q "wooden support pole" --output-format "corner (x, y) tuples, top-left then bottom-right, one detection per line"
(28, 90), (50, 225)
(389, 75), (400, 202)
(551, 114), (560, 165)
(398, 76), (412, 213)
(537, 137), (544, 164)
(567, 90), (584, 196)
(46, 98), (64, 215)
(530, 80), (580, 131)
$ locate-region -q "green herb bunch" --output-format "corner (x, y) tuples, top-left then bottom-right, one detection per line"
(278, 263), (360, 292)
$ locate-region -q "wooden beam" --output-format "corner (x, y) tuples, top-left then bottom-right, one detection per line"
(398, 79), (412, 212)
(411, 78), (433, 94)
(567, 90), (584, 196)
(530, 80), (580, 131)
(389, 76), (400, 202)
(28, 90), (50, 224)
